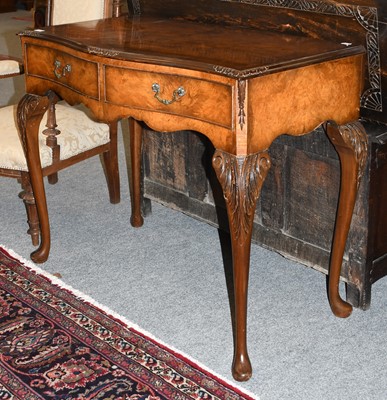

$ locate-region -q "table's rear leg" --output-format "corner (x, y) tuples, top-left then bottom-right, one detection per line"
(325, 120), (368, 318)
(129, 118), (144, 227)
(103, 121), (120, 204)
(213, 149), (271, 381)
(17, 93), (50, 263)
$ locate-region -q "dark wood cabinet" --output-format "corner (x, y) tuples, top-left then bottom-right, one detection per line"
(134, 0), (387, 310)
(143, 121), (387, 310)
(0, 0), (17, 13)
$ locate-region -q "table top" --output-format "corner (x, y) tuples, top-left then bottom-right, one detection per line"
(23, 15), (364, 79)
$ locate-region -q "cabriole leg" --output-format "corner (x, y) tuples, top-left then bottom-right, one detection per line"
(17, 93), (50, 263)
(212, 149), (271, 381)
(325, 120), (368, 318)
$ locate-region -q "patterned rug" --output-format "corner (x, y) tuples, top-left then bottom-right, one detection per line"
(0, 246), (257, 400)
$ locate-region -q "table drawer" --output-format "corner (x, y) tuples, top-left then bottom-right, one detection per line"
(25, 44), (99, 99)
(104, 66), (233, 128)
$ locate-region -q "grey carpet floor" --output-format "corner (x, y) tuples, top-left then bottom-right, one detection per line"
(1, 10), (387, 400)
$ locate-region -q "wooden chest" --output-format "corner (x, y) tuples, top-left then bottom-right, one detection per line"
(132, 0), (387, 309)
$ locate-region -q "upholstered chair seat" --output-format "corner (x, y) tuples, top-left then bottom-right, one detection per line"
(0, 56), (23, 78)
(0, 59), (21, 76)
(0, 102), (110, 171)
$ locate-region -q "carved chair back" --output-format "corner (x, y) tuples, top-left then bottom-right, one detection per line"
(47, 0), (114, 26)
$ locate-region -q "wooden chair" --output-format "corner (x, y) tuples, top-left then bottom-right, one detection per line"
(0, 0), (122, 252)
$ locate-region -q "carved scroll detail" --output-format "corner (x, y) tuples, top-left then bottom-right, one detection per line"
(212, 150), (271, 240)
(16, 94), (48, 157)
(334, 121), (369, 188)
(220, 0), (382, 112)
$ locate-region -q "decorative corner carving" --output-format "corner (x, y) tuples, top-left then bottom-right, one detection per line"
(212, 149), (271, 241)
(129, 0), (141, 14)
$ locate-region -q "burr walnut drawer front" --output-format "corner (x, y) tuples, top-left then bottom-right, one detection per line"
(104, 65), (233, 128)
(24, 44), (99, 99)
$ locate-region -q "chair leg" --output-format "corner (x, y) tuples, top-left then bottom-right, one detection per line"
(19, 172), (40, 246)
(102, 121), (120, 204)
(43, 92), (60, 185)
(17, 93), (51, 263)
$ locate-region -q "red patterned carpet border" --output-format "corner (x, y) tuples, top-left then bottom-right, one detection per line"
(0, 246), (257, 400)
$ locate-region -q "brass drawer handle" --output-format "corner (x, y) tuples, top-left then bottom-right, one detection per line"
(152, 83), (186, 105)
(54, 59), (72, 79)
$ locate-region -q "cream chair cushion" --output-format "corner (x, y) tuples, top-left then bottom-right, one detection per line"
(0, 101), (110, 171)
(51, 0), (106, 25)
(0, 60), (20, 76)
